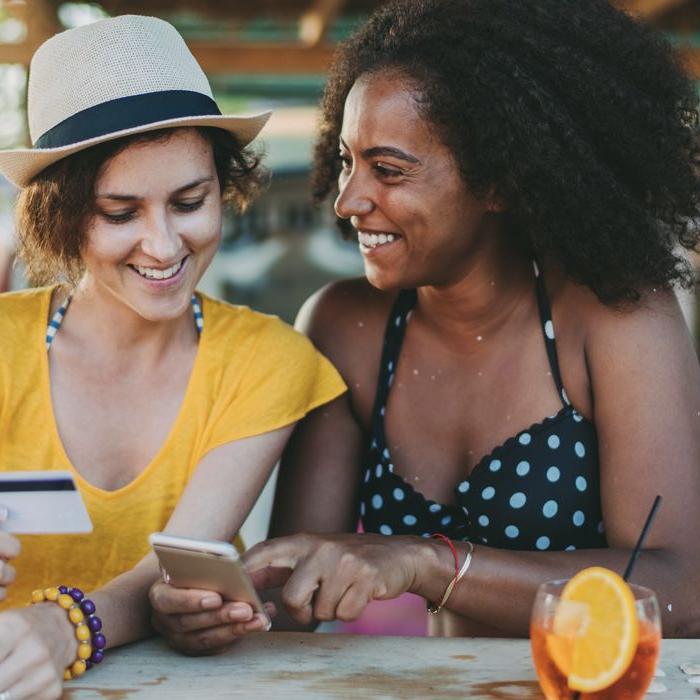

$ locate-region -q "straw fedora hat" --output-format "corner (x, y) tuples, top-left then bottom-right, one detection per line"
(0, 14), (271, 188)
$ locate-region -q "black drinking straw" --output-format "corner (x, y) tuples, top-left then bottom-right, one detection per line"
(622, 494), (662, 582)
(570, 495), (662, 700)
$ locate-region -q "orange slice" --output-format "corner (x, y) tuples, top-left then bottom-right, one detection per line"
(550, 567), (639, 693)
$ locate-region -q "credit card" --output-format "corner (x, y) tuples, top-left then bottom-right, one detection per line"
(0, 471), (92, 534)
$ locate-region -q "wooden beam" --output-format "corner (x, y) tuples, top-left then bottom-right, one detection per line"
(679, 46), (700, 78)
(188, 42), (336, 74)
(614, 0), (689, 20)
(299, 0), (345, 47)
(0, 42), (32, 64)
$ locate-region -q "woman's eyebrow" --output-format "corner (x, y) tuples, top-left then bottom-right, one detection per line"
(340, 137), (420, 165)
(96, 176), (214, 201)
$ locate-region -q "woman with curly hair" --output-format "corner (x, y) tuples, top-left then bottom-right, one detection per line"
(153, 0), (700, 645)
(0, 15), (345, 698)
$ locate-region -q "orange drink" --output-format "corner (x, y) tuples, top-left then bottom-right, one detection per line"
(530, 569), (661, 700)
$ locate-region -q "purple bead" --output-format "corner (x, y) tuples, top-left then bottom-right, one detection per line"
(85, 659), (93, 670)
(88, 615), (102, 633)
(69, 588), (84, 602)
(58, 585), (68, 594)
(80, 599), (96, 615)
(93, 633), (106, 649)
(91, 650), (104, 664)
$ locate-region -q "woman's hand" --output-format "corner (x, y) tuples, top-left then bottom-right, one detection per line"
(148, 581), (275, 656)
(0, 604), (77, 700)
(0, 509), (20, 601)
(242, 533), (421, 625)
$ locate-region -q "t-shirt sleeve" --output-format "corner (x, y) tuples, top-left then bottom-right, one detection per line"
(203, 315), (346, 454)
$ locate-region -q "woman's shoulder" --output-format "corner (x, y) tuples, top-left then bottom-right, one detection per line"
(295, 277), (397, 356)
(0, 286), (53, 334)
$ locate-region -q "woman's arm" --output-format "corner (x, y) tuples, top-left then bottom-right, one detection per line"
(243, 290), (700, 637)
(0, 425), (293, 697)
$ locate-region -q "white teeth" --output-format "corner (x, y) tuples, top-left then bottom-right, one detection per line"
(358, 232), (399, 248)
(133, 259), (184, 280)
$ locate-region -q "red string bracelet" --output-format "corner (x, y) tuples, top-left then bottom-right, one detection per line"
(427, 534), (475, 615)
(430, 533), (459, 580)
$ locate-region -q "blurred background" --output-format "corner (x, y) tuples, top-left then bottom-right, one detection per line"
(0, 0), (698, 636)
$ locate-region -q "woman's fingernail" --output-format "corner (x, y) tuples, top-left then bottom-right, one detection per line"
(228, 608), (251, 621)
(201, 595), (220, 609)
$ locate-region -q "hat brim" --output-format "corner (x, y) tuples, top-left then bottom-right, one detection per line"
(0, 111), (271, 188)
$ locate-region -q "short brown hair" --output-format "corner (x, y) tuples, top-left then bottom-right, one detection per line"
(16, 127), (265, 286)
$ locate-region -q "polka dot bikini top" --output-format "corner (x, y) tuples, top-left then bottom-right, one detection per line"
(359, 262), (607, 552)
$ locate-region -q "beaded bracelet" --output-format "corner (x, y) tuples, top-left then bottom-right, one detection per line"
(427, 539), (475, 615)
(30, 586), (106, 680)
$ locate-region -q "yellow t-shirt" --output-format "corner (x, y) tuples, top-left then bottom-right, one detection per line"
(0, 287), (346, 610)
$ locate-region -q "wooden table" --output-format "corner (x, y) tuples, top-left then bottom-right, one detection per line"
(63, 633), (700, 699)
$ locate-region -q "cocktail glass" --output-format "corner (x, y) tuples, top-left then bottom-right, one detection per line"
(530, 579), (661, 700)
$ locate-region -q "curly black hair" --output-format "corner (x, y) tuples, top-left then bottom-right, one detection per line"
(312, 0), (700, 303)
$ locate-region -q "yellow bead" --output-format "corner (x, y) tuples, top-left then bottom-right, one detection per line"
(69, 606), (85, 624)
(77, 642), (92, 660)
(75, 623), (90, 642)
(71, 659), (87, 677)
(31, 589), (45, 603)
(44, 587), (60, 601)
(63, 669), (73, 681)
(58, 593), (74, 609)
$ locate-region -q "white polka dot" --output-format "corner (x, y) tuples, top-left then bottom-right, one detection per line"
(516, 461), (530, 476)
(561, 388), (570, 404)
(547, 435), (560, 449)
(364, 470), (371, 483)
(574, 442), (586, 458)
(544, 320), (555, 340)
(441, 515), (452, 526)
(542, 500), (558, 518)
(489, 459), (502, 472)
(505, 525), (519, 539)
(573, 411), (583, 423)
(380, 524), (393, 535)
(575, 476), (587, 492)
(388, 373), (394, 387)
(372, 494), (383, 509)
(533, 260), (540, 277)
(395, 316), (401, 327)
(403, 514), (417, 526)
(536, 536), (551, 550)
(481, 536), (489, 544)
(380, 406), (386, 416)
(478, 515), (489, 527)
(375, 464), (383, 478)
(546, 466), (560, 482)
(393, 487), (405, 501)
(509, 492), (526, 509)
(573, 511), (585, 527)
(383, 448), (390, 459)
(481, 486), (496, 500)
(597, 520), (605, 535)
(388, 361), (394, 372)
(458, 481), (470, 493)
(565, 545), (576, 551)
(388, 463), (395, 472)
(518, 433), (532, 446)
(360, 502), (366, 517)
(429, 503), (442, 513)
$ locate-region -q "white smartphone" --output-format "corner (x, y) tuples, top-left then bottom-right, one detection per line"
(149, 532), (270, 629)
(0, 471), (92, 534)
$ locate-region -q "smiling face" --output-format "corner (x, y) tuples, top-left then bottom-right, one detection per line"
(335, 71), (502, 291)
(81, 128), (222, 321)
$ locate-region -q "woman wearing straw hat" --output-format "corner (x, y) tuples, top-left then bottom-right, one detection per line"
(152, 0), (700, 650)
(0, 14), (345, 699)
